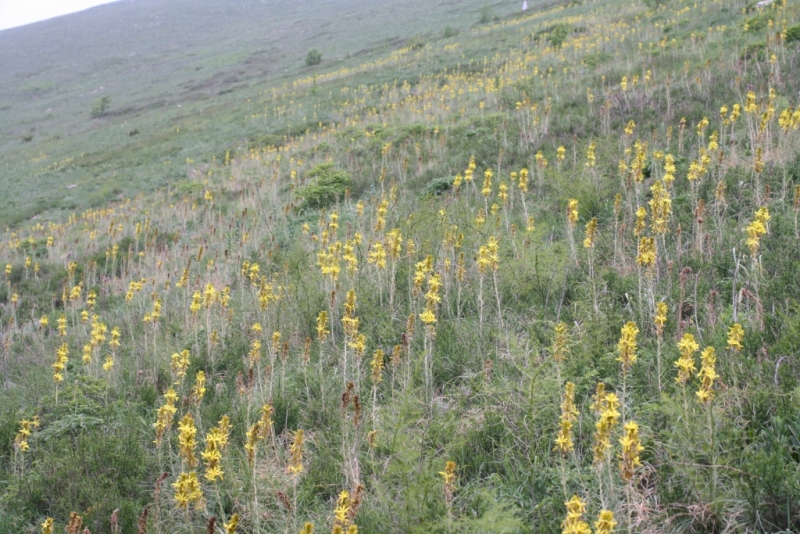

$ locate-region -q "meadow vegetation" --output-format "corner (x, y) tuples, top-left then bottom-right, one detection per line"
(2, 0), (800, 532)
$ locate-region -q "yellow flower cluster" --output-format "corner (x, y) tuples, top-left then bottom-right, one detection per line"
(618, 420), (643, 482)
(567, 199), (579, 226)
(439, 460), (457, 501)
(583, 218), (597, 248)
(288, 429), (305, 474)
(370, 349), (384, 385)
(745, 207), (770, 258)
(419, 272), (442, 325)
(342, 289), (360, 338)
(696, 347), (717, 404)
(173, 471), (203, 509)
(367, 241), (387, 269)
(154, 388), (178, 444)
(591, 386), (621, 464)
(316, 311), (330, 341)
(191, 370), (206, 404)
(649, 180), (672, 234)
(14, 416), (40, 453)
(552, 322), (570, 363)
(675, 333), (699, 385)
(617, 321), (639, 375)
(634, 207), (647, 236)
(171, 349), (191, 379)
(727, 323), (744, 352)
(477, 236), (500, 273)
(654, 302), (667, 337)
(53, 343), (69, 383)
(561, 495), (590, 534)
(636, 237), (656, 268)
(555, 382), (578, 454)
(224, 514), (238, 534)
(178, 413), (198, 467)
(202, 415), (231, 482)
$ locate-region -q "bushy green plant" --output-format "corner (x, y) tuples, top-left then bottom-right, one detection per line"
(91, 96), (110, 117)
(305, 48), (322, 67)
(295, 162), (352, 209)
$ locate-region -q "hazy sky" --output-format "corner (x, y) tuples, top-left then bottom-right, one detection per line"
(0, 0), (119, 31)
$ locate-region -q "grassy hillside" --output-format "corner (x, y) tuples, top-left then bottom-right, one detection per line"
(0, 0), (515, 227)
(2, 0), (800, 532)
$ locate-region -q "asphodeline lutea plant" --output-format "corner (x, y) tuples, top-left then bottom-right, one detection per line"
(591, 385), (621, 464)
(583, 217), (598, 248)
(177, 413), (198, 468)
(727, 323), (744, 352)
(224, 514), (238, 534)
(619, 420), (644, 482)
(552, 322), (570, 363)
(654, 302), (667, 337)
(594, 511), (617, 534)
(555, 381), (579, 455)
(53, 343), (68, 383)
(561, 495), (590, 534)
(745, 207), (770, 258)
(419, 272), (442, 326)
(567, 199), (579, 228)
(316, 311), (330, 341)
(636, 237), (656, 268)
(287, 429), (305, 474)
(14, 416), (40, 454)
(617, 322), (639, 376)
(696, 347), (717, 404)
(154, 388), (178, 444)
(675, 333), (699, 385)
(202, 415), (231, 482)
(333, 490), (352, 530)
(173, 471), (203, 509)
(439, 460), (457, 515)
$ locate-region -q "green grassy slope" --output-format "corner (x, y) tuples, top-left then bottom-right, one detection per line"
(0, 0), (516, 227)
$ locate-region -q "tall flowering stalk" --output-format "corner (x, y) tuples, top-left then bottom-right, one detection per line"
(439, 461), (457, 524)
(566, 199), (579, 265)
(617, 321), (639, 422)
(654, 302), (668, 393)
(584, 217), (599, 316)
(555, 382), (578, 455)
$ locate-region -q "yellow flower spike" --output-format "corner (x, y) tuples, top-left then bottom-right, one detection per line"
(41, 518), (54, 534)
(619, 420), (644, 482)
(594, 510), (617, 534)
(727, 323), (744, 352)
(583, 218), (598, 248)
(654, 302), (668, 337)
(561, 495), (591, 534)
(177, 414), (198, 467)
(173, 471), (203, 509)
(299, 523), (315, 534)
(555, 382), (578, 455)
(697, 347), (718, 404)
(617, 321), (639, 375)
(224, 514), (238, 534)
(288, 429), (305, 474)
(636, 237), (656, 268)
(675, 333), (699, 384)
(567, 199), (579, 226)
